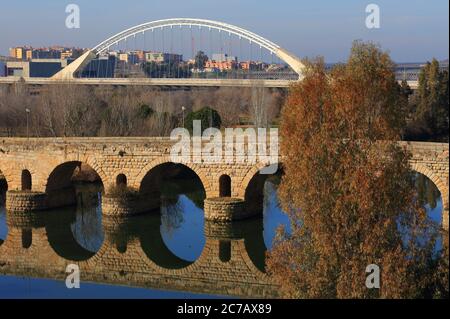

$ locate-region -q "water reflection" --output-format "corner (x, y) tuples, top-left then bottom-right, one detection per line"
(0, 173), (445, 298)
(411, 173), (444, 253)
(161, 194), (205, 262)
(70, 183), (104, 253)
(263, 180), (291, 250)
(0, 207), (6, 244)
(159, 178), (206, 262)
(414, 173), (443, 225)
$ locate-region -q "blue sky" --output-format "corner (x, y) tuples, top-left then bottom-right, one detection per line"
(0, 0), (448, 62)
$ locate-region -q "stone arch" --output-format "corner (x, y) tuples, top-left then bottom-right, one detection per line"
(239, 162), (282, 215)
(134, 156), (212, 197)
(0, 163), (38, 192)
(0, 169), (8, 205)
(116, 173), (127, 187)
(238, 162), (281, 199)
(45, 159), (105, 209)
(21, 169), (32, 191)
(219, 175), (232, 197)
(410, 163), (448, 211)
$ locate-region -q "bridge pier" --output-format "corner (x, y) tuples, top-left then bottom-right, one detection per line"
(5, 191), (48, 213)
(102, 192), (160, 217)
(204, 197), (259, 222)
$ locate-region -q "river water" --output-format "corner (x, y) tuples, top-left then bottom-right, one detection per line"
(0, 174), (443, 298)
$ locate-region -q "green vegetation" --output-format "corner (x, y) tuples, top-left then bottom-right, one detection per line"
(404, 59), (449, 142)
(143, 61), (191, 78)
(185, 106), (222, 132)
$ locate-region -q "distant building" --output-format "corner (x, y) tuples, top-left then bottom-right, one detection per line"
(118, 52), (143, 64)
(9, 46), (85, 61)
(25, 50), (33, 60)
(80, 55), (116, 78)
(145, 52), (182, 64)
(32, 49), (62, 59)
(5, 59), (74, 78)
(61, 50), (73, 60)
(127, 52), (141, 64)
(30, 59), (66, 77)
(9, 47), (27, 60)
(240, 61), (258, 71)
(205, 60), (237, 71)
(0, 61), (5, 77)
(119, 53), (129, 63)
(130, 50), (146, 63)
(6, 61), (29, 77)
(211, 53), (237, 63)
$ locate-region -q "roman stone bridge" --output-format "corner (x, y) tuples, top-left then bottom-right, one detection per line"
(0, 138), (448, 227)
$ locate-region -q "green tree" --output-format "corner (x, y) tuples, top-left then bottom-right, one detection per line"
(267, 41), (448, 299)
(143, 61), (191, 78)
(185, 107), (222, 132)
(194, 51), (208, 70)
(137, 104), (154, 119)
(407, 59), (449, 141)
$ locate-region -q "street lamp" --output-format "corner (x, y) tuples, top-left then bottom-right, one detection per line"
(181, 106), (186, 128)
(25, 108), (31, 140)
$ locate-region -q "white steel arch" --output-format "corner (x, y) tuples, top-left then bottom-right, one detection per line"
(93, 18), (280, 54)
(53, 18), (305, 80)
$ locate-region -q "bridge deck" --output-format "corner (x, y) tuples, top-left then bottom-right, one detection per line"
(0, 77), (418, 89)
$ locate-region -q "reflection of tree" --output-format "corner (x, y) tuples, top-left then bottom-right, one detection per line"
(70, 183), (104, 252)
(161, 179), (206, 209)
(160, 197), (184, 238)
(414, 173), (441, 209)
(264, 180), (281, 211)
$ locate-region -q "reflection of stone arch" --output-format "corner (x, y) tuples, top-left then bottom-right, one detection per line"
(410, 163), (448, 211)
(44, 208), (98, 262)
(180, 239), (271, 282)
(88, 237), (193, 275)
(134, 156), (212, 197)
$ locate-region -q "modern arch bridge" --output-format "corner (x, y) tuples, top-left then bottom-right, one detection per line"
(0, 18), (418, 89)
(0, 138), (448, 229)
(49, 18), (305, 87)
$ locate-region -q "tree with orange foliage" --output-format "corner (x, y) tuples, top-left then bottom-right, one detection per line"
(267, 41), (448, 299)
